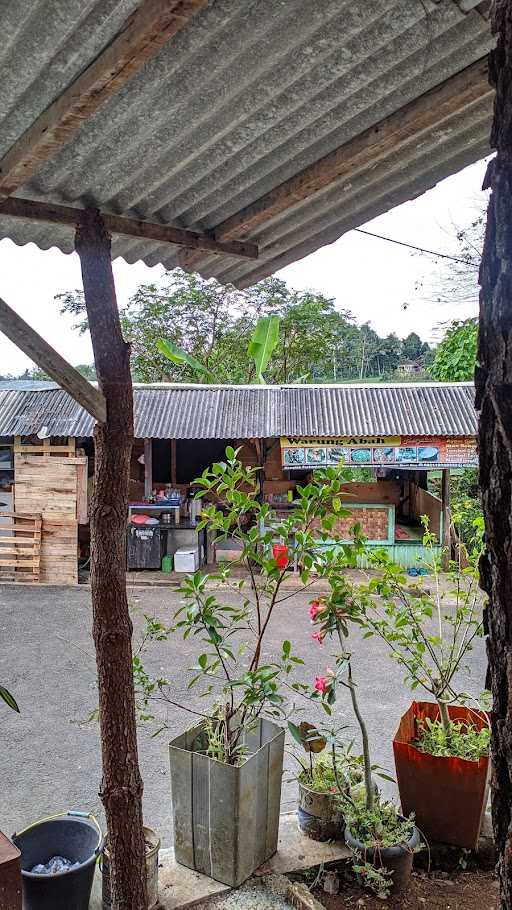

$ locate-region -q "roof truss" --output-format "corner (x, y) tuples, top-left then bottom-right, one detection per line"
(0, 197), (258, 259)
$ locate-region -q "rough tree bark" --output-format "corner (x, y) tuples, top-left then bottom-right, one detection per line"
(477, 5), (512, 908)
(75, 209), (147, 910)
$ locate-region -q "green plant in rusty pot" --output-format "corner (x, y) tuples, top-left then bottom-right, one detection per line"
(134, 450), (364, 886)
(357, 517), (489, 849)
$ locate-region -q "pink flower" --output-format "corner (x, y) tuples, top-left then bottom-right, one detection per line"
(309, 601), (321, 621)
(311, 631), (324, 645)
(314, 675), (329, 694)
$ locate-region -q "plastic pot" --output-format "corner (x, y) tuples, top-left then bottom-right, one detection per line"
(12, 811), (102, 910)
(345, 818), (420, 893)
(101, 826), (160, 909)
(297, 783), (344, 841)
(393, 701), (490, 848)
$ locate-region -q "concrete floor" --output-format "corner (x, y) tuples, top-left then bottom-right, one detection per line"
(1, 579), (487, 847)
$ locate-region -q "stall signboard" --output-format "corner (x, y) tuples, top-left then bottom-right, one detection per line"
(280, 436), (478, 470)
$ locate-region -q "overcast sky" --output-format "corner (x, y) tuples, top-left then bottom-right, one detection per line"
(0, 157), (488, 375)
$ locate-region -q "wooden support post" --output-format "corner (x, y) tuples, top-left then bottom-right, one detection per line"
(477, 6), (512, 907)
(75, 209), (146, 910)
(144, 438), (153, 499)
(441, 469), (451, 569)
(171, 439), (177, 486)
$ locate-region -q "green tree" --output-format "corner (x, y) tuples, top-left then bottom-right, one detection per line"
(401, 331), (428, 361)
(431, 318), (477, 381)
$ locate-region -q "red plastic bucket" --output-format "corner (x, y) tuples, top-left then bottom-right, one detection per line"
(272, 544), (289, 568)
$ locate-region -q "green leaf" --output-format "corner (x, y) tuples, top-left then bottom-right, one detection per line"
(0, 685), (19, 713)
(247, 315), (280, 383)
(282, 640), (291, 659)
(157, 338), (215, 380)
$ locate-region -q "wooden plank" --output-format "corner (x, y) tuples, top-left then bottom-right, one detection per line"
(171, 439), (177, 486)
(0, 197), (258, 260)
(76, 457), (88, 524)
(0, 0), (210, 198)
(0, 298), (106, 423)
(178, 56), (492, 273)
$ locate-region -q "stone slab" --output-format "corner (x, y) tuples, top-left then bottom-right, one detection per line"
(89, 812), (350, 909)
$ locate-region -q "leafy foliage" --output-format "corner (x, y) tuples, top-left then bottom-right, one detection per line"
(0, 684), (19, 713)
(57, 271), (431, 383)
(431, 318), (478, 381)
(133, 449), (366, 764)
(358, 519), (486, 741)
(413, 716), (489, 762)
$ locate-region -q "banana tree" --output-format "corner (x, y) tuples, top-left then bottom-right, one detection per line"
(158, 315), (280, 384)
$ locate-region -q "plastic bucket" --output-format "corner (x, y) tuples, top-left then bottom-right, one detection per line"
(272, 544), (289, 568)
(101, 826), (160, 909)
(12, 811), (102, 910)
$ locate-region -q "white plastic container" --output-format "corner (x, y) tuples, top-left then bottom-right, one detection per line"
(174, 547), (199, 572)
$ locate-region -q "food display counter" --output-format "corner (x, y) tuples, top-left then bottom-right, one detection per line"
(127, 503), (208, 571)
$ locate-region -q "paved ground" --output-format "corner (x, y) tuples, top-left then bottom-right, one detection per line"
(1, 578), (486, 847)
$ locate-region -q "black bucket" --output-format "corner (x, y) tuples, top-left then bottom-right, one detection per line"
(12, 811), (102, 910)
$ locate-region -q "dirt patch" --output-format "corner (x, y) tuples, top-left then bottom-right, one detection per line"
(314, 870), (498, 910)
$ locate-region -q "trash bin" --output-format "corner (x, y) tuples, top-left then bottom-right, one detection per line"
(12, 811), (102, 910)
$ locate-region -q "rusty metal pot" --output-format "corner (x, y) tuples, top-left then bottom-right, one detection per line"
(393, 701), (490, 849)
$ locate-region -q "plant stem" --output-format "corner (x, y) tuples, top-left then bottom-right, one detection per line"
(437, 697), (452, 739)
(337, 627), (374, 811)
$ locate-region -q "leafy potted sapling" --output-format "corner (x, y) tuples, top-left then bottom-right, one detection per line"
(134, 451), (363, 886)
(308, 576), (420, 898)
(288, 720), (369, 842)
(359, 516), (489, 848)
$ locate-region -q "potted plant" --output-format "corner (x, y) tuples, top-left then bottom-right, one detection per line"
(134, 451), (363, 886)
(288, 721), (368, 841)
(358, 517), (489, 848)
(308, 577), (420, 898)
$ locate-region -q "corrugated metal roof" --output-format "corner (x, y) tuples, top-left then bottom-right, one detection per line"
(0, 1), (493, 285)
(0, 382), (478, 439)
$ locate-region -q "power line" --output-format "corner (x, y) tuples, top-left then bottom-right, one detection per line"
(354, 227), (477, 267)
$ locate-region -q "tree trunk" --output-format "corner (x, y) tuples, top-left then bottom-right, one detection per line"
(477, 6), (512, 907)
(75, 209), (147, 910)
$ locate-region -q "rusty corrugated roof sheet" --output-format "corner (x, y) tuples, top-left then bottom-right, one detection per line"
(0, 1), (493, 286)
(0, 382), (477, 439)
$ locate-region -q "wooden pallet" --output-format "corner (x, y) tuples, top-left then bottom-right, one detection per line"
(14, 436), (76, 456)
(0, 512), (42, 583)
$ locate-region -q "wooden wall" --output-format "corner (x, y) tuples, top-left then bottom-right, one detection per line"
(410, 484), (442, 539)
(15, 454), (87, 584)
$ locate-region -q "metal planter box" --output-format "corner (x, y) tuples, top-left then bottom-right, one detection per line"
(169, 718), (285, 886)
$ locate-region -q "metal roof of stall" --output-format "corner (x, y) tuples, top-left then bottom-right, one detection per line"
(0, 382), (478, 439)
(0, 1), (494, 289)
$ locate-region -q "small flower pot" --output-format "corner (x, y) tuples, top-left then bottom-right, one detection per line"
(345, 818), (420, 893)
(393, 701), (490, 849)
(101, 826), (160, 909)
(169, 718), (285, 887)
(297, 783), (343, 841)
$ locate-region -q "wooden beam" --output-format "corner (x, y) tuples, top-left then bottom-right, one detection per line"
(178, 56), (491, 273)
(171, 438), (177, 486)
(0, 0), (209, 198)
(0, 197), (258, 260)
(144, 438), (153, 498)
(0, 297), (106, 423)
(441, 469), (451, 570)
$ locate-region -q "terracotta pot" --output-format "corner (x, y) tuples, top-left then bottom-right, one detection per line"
(345, 818), (420, 893)
(393, 701), (490, 849)
(297, 782), (343, 841)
